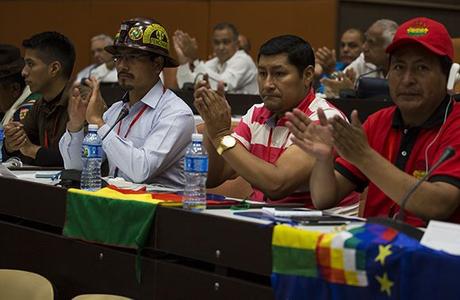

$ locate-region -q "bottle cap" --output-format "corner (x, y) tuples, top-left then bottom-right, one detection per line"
(191, 133), (203, 142)
(88, 124), (99, 131)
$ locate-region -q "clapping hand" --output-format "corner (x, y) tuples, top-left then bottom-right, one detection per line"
(194, 80), (232, 142)
(330, 110), (371, 166)
(321, 71), (354, 99)
(285, 108), (334, 161)
(4, 122), (27, 152)
(173, 30), (199, 64)
(67, 83), (90, 132)
(84, 77), (107, 128)
(316, 47), (337, 75)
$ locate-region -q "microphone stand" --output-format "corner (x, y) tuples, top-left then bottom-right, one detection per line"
(354, 67), (384, 90)
(101, 91), (130, 141)
(368, 146), (456, 240)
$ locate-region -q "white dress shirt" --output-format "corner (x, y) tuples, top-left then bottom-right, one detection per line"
(176, 50), (258, 94)
(59, 80), (195, 187)
(75, 64), (96, 82)
(344, 53), (385, 84)
(75, 63), (117, 83)
(91, 63), (118, 82)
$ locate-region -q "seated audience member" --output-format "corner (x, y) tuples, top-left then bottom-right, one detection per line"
(76, 34), (117, 83)
(194, 35), (345, 205)
(0, 44), (40, 126)
(238, 34), (251, 54)
(315, 28), (364, 77)
(322, 19), (398, 98)
(287, 17), (460, 226)
(60, 18), (194, 187)
(3, 32), (74, 166)
(175, 22), (258, 94)
(315, 28), (364, 93)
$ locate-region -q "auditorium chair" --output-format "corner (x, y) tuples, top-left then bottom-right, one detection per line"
(72, 295), (132, 300)
(0, 269), (54, 300)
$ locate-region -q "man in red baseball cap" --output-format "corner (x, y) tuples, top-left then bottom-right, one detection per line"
(286, 17), (460, 226)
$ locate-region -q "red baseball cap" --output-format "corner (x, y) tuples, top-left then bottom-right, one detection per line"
(386, 17), (453, 60)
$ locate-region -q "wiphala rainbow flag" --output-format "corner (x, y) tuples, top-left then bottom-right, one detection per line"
(272, 223), (460, 299)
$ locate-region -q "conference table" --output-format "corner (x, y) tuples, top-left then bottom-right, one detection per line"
(0, 87), (396, 299)
(0, 173), (277, 299)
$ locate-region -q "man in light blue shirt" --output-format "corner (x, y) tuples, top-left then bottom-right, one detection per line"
(59, 18), (194, 187)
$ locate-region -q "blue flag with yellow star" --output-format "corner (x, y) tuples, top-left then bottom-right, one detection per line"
(272, 223), (460, 299)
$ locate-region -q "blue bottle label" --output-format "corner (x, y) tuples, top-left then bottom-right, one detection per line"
(82, 144), (102, 158)
(185, 156), (208, 173)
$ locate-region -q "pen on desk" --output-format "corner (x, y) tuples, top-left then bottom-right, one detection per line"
(51, 171), (62, 181)
(299, 221), (351, 226)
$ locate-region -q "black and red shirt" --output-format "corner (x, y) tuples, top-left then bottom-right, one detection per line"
(336, 97), (460, 226)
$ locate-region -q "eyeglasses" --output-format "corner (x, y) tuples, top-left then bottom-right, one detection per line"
(112, 53), (151, 63)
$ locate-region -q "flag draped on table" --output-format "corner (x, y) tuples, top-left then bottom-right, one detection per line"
(63, 187), (163, 281)
(63, 187), (161, 248)
(272, 223), (460, 299)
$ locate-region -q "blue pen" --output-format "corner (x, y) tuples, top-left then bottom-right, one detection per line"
(51, 171), (62, 181)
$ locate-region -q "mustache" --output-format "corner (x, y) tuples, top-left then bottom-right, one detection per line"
(396, 90), (421, 95)
(118, 72), (134, 79)
(261, 94), (280, 99)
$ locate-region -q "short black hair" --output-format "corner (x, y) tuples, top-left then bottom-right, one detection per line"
(213, 22), (239, 41)
(343, 28), (365, 44)
(22, 31), (75, 79)
(0, 73), (26, 90)
(257, 35), (315, 75)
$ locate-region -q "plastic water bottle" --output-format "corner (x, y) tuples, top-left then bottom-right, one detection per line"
(80, 124), (103, 191)
(0, 126), (4, 163)
(183, 133), (208, 211)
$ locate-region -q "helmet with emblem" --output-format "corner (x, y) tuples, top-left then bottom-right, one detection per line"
(105, 17), (178, 67)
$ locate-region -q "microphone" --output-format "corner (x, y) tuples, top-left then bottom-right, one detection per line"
(368, 146), (456, 240)
(397, 146), (456, 222)
(354, 67), (384, 89)
(101, 91), (130, 141)
(354, 67), (390, 99)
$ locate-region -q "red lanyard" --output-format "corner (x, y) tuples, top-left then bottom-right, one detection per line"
(117, 104), (149, 138)
(115, 86), (166, 139)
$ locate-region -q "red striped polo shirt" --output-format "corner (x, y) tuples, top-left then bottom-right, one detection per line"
(232, 89), (345, 205)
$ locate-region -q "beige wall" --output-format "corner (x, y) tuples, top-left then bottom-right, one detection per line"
(0, 0), (337, 77)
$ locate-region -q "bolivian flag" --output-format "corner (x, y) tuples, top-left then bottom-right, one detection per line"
(272, 223), (460, 299)
(63, 188), (162, 249)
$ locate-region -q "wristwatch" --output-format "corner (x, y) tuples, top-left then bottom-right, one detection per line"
(216, 135), (237, 155)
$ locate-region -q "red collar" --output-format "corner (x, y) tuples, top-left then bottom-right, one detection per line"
(257, 88), (316, 126)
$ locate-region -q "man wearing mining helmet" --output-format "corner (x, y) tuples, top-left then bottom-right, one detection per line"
(60, 18), (194, 187)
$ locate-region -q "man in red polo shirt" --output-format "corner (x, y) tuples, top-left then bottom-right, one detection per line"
(286, 17), (460, 226)
(194, 35), (345, 205)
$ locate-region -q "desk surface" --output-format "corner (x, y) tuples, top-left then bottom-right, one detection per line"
(0, 175), (366, 299)
(0, 176), (276, 298)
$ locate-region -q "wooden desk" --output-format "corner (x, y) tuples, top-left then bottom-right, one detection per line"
(0, 176), (273, 299)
